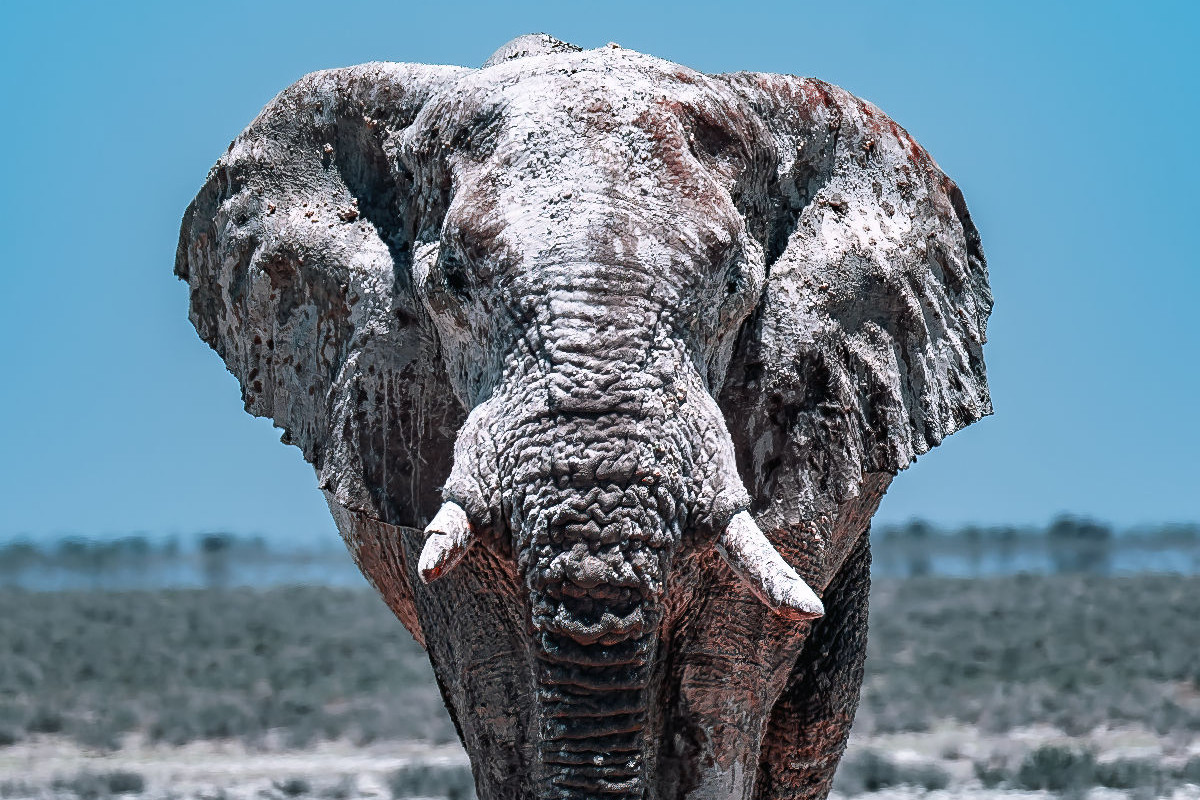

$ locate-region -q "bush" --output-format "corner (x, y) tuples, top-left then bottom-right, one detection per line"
(973, 755), (1010, 788)
(834, 749), (898, 794)
(1177, 756), (1200, 784)
(901, 761), (950, 791)
(319, 777), (355, 800)
(26, 705), (64, 733)
(51, 770), (145, 798)
(386, 764), (475, 800)
(0, 725), (21, 746)
(74, 720), (124, 752)
(1015, 743), (1096, 793)
(1095, 757), (1164, 791)
(0, 780), (36, 798)
(105, 771), (146, 794)
(975, 750), (1172, 796)
(273, 777), (311, 797)
(833, 749), (949, 796)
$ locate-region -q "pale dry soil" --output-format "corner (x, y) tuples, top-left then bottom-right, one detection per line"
(0, 735), (465, 799)
(2, 724), (1199, 799)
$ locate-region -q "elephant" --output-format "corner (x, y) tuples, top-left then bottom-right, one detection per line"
(176, 34), (991, 800)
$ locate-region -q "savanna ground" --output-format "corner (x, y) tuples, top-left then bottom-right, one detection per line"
(2, 574), (1200, 799)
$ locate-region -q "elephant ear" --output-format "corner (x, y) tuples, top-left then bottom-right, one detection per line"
(176, 64), (468, 639)
(717, 74), (992, 541)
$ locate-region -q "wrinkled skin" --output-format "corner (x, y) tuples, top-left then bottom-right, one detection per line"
(177, 35), (991, 800)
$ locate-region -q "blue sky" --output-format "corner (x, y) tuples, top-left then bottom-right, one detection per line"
(1, 1), (1196, 544)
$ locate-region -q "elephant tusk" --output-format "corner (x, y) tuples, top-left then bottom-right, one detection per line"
(716, 511), (825, 620)
(419, 501), (474, 584)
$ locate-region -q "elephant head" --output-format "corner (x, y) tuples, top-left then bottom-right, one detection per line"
(177, 34), (990, 800)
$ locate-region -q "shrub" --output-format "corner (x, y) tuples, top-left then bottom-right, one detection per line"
(319, 777), (355, 799)
(833, 749), (950, 796)
(1096, 757), (1164, 790)
(900, 761), (950, 791)
(51, 770), (145, 798)
(973, 755), (1010, 788)
(105, 771), (146, 794)
(0, 725), (21, 747)
(833, 749), (898, 794)
(273, 777), (311, 797)
(1177, 756), (1200, 784)
(26, 705), (64, 733)
(74, 720), (124, 752)
(1015, 743), (1096, 793)
(0, 780), (36, 798)
(386, 764), (476, 800)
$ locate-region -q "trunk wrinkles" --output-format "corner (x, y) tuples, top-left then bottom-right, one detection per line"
(509, 409), (689, 800)
(436, 273), (751, 799)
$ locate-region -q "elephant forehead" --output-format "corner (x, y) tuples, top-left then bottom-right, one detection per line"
(462, 48), (728, 125)
(424, 50), (758, 185)
(496, 67), (750, 183)
(411, 52), (761, 268)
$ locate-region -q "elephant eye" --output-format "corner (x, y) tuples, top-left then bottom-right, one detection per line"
(439, 249), (472, 302)
(721, 251), (745, 296)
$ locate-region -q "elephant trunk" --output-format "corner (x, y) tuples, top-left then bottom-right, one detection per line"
(534, 633), (655, 799)
(524, 470), (673, 800)
(419, 398), (823, 798)
(418, 274), (822, 797)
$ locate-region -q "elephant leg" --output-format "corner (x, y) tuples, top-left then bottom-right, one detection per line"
(753, 531), (871, 800)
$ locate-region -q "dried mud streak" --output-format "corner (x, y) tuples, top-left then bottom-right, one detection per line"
(755, 532), (872, 800)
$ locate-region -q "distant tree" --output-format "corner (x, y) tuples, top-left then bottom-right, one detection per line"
(900, 520), (936, 540)
(897, 520), (933, 576)
(1047, 515), (1113, 574)
(960, 526), (984, 577)
(199, 533), (234, 587)
(0, 540), (40, 571)
(56, 537), (89, 562)
(115, 536), (150, 557)
(992, 526), (1020, 542)
(1156, 523), (1200, 544)
(199, 533), (234, 553)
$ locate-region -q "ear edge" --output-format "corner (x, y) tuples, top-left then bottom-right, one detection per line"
(177, 63), (466, 526)
(715, 72), (993, 515)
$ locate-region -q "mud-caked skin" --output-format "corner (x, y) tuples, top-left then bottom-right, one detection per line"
(177, 34), (991, 800)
